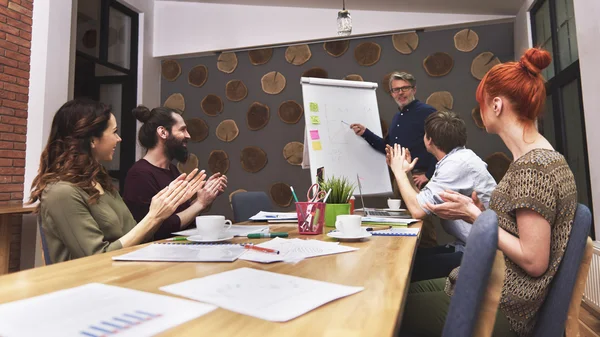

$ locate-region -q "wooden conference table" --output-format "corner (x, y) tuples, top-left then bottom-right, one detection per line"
(0, 203), (35, 275)
(0, 221), (422, 337)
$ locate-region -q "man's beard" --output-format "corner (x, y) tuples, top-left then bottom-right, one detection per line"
(165, 135), (189, 163)
(395, 94), (415, 109)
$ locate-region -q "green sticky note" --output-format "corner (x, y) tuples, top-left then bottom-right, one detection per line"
(312, 141), (322, 151)
(310, 102), (319, 112)
(310, 116), (321, 125)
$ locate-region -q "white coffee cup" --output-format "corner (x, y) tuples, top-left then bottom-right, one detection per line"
(335, 214), (363, 236)
(387, 199), (401, 210)
(195, 215), (232, 240)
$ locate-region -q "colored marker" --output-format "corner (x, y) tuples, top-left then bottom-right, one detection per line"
(166, 237), (188, 241)
(247, 232), (288, 238)
(366, 226), (392, 231)
(341, 120), (350, 126)
(290, 186), (300, 203)
(242, 244), (280, 254)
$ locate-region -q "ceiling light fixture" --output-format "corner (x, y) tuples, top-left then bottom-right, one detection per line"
(337, 0), (352, 36)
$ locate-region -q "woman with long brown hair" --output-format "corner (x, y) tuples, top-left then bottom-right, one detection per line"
(29, 98), (206, 263)
(399, 47), (578, 337)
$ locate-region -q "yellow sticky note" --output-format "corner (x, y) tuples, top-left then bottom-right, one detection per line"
(312, 141), (322, 151)
(310, 102), (319, 112)
(310, 116), (321, 125)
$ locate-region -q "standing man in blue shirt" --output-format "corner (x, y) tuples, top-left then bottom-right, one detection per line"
(350, 72), (437, 188)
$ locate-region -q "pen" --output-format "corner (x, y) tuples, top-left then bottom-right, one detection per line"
(290, 186), (300, 203)
(166, 237), (188, 241)
(247, 232), (288, 238)
(242, 244), (280, 254)
(365, 226), (392, 231)
(341, 120), (350, 126)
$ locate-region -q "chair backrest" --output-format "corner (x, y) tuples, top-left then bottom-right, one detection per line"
(230, 191), (273, 223)
(533, 203), (593, 337)
(38, 217), (52, 266)
(442, 209), (503, 337)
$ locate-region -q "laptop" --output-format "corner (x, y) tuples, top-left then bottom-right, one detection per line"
(356, 174), (410, 218)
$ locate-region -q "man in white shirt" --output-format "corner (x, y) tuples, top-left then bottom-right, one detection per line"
(386, 110), (497, 281)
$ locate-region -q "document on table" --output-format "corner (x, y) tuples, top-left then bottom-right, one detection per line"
(0, 283), (216, 337)
(239, 237), (358, 263)
(249, 211), (297, 221)
(361, 216), (420, 224)
(160, 267), (363, 322)
(112, 243), (246, 262)
(172, 225), (269, 237)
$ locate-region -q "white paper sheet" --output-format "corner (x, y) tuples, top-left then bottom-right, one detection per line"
(0, 283), (216, 337)
(370, 227), (421, 236)
(112, 243), (246, 262)
(361, 216), (420, 224)
(172, 225), (269, 237)
(160, 267), (363, 322)
(239, 238), (357, 263)
(249, 211), (297, 221)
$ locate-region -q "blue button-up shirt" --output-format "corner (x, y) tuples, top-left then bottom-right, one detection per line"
(362, 99), (437, 178)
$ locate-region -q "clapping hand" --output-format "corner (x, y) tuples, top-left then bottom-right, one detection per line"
(424, 190), (483, 224)
(386, 144), (418, 175)
(195, 173), (228, 209)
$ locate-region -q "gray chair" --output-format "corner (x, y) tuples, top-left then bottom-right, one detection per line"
(230, 191), (273, 223)
(533, 203), (593, 337)
(38, 219), (52, 265)
(441, 209), (505, 337)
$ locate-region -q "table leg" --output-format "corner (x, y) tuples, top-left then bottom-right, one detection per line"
(0, 214), (11, 275)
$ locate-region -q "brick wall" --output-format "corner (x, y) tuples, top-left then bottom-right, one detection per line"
(0, 0), (33, 272)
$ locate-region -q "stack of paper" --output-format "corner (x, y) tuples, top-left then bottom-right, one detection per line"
(0, 283), (216, 337)
(361, 216), (419, 225)
(239, 237), (358, 263)
(370, 227), (421, 236)
(172, 225), (269, 237)
(160, 267), (363, 322)
(249, 211), (297, 221)
(113, 243), (246, 262)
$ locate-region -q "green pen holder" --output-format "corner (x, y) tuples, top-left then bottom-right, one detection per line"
(324, 203), (351, 228)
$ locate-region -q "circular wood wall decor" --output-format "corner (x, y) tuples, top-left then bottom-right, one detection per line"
(454, 29), (479, 52)
(241, 146), (267, 173)
(344, 74), (364, 81)
(283, 141), (303, 166)
(426, 91), (454, 112)
(472, 106), (484, 129)
(380, 119), (389, 139)
(285, 44), (312, 65)
(261, 71), (286, 95)
(208, 150), (230, 175)
(302, 67), (328, 79)
(176, 153), (198, 175)
(471, 52), (501, 80)
(217, 52), (238, 73)
(216, 119), (239, 142)
(247, 102), (270, 131)
(229, 188), (247, 204)
(354, 42), (381, 66)
(201, 94), (223, 116)
(278, 100), (304, 124)
(423, 52), (454, 77)
(188, 64), (208, 87)
(248, 48), (273, 65)
(270, 182), (293, 207)
(225, 79), (248, 102)
(392, 32), (419, 54)
(186, 118), (209, 142)
(164, 93), (185, 112)
(161, 60), (181, 82)
(485, 152), (512, 183)
(323, 40), (349, 57)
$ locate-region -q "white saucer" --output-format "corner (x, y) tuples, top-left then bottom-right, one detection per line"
(327, 231), (372, 241)
(382, 208), (407, 212)
(186, 234), (235, 243)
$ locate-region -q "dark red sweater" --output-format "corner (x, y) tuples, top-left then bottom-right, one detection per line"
(123, 159), (191, 240)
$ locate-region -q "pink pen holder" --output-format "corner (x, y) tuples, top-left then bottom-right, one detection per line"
(295, 202), (326, 235)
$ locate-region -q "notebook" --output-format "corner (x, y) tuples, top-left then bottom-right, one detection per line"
(112, 243), (246, 262)
(370, 228), (420, 236)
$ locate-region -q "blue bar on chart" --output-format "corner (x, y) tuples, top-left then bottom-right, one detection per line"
(79, 310), (163, 336)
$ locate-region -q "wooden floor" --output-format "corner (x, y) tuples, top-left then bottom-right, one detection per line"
(580, 302), (600, 337)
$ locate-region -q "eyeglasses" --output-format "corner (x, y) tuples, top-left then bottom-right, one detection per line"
(390, 86), (414, 94)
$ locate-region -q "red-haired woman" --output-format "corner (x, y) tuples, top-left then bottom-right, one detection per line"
(400, 48), (578, 337)
(29, 98), (206, 263)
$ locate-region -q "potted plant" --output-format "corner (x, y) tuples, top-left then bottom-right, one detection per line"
(319, 176), (355, 227)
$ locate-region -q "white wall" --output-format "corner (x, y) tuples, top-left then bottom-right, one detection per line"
(22, 0), (78, 269)
(153, 1), (514, 57)
(514, 0), (535, 59)
(573, 0), (600, 239)
(118, 0), (160, 160)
